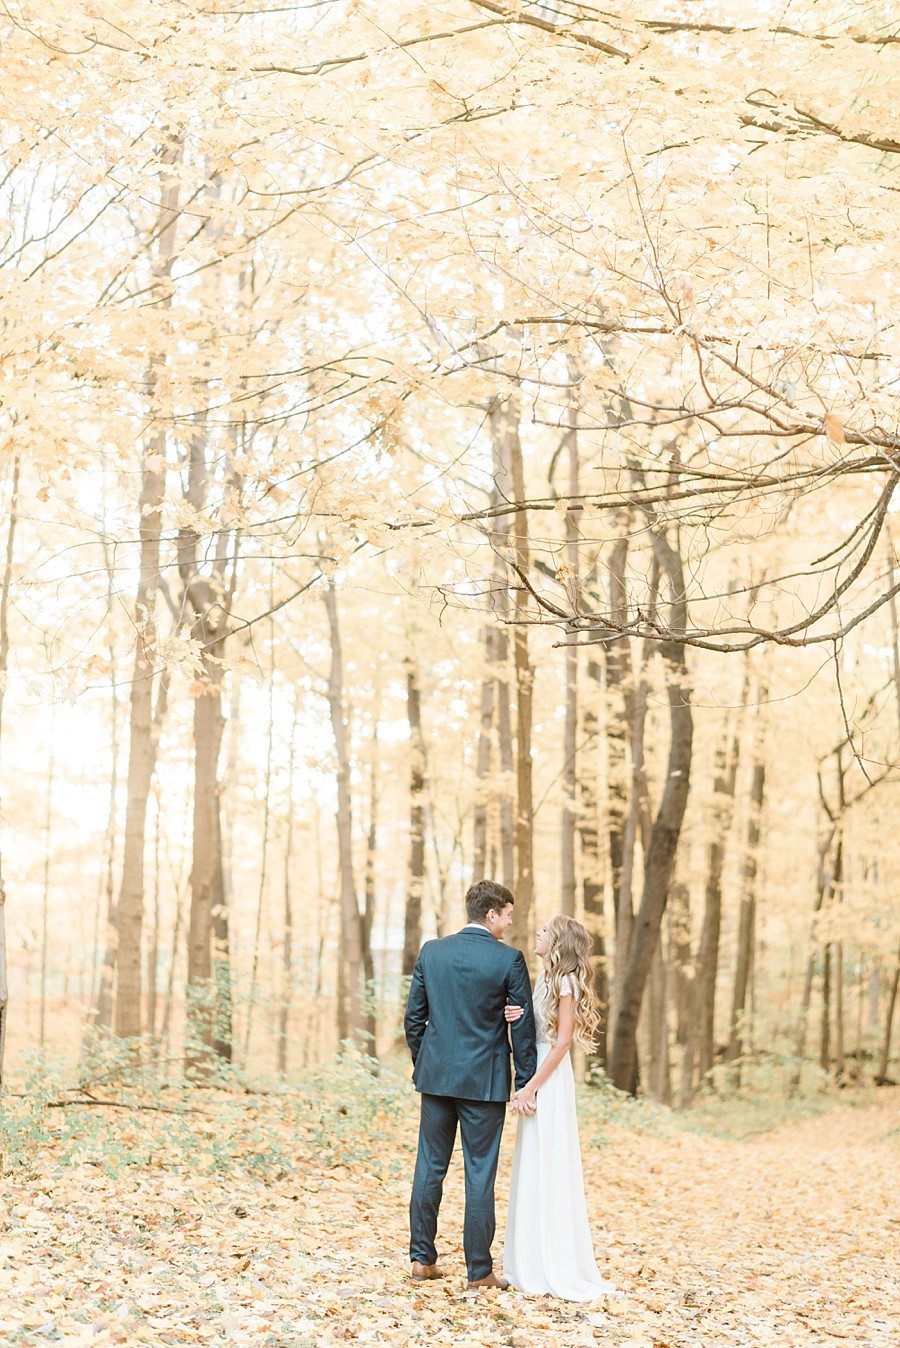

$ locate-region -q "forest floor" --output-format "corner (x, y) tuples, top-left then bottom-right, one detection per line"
(1, 1059), (899, 1347)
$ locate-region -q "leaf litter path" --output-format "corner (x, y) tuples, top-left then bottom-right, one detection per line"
(1, 1082), (899, 1347)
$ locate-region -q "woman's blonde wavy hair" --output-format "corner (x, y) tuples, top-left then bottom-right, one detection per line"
(541, 914), (601, 1051)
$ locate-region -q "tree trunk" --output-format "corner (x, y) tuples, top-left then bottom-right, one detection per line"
(488, 397), (517, 892)
(669, 881), (692, 1048)
(402, 657), (426, 977)
(876, 945), (900, 1084)
(505, 401), (534, 952)
(819, 835), (843, 1075)
(608, 529), (693, 1094)
(362, 743), (379, 1063)
(277, 698), (298, 1076)
(681, 711), (742, 1104)
(472, 626), (496, 880)
(560, 379), (580, 916)
(834, 939), (845, 1080)
(604, 533), (631, 954)
(726, 747), (767, 1086)
(245, 644), (274, 1058)
(647, 937), (671, 1103)
(791, 822), (837, 1093)
(146, 791), (161, 1041)
(91, 644), (120, 1032)
(580, 657), (609, 1070)
(323, 575), (365, 1048)
(114, 137), (182, 1039)
(186, 653), (226, 1072)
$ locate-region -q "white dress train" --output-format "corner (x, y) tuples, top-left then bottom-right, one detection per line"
(503, 974), (618, 1301)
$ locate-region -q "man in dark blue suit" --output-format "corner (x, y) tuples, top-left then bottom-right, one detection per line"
(404, 878), (537, 1289)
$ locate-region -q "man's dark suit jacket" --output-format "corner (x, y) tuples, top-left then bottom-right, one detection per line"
(404, 926), (538, 1102)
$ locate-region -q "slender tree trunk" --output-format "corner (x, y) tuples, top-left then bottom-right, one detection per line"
(402, 656), (426, 977)
(506, 401), (534, 952)
(146, 791), (161, 1041)
(245, 649), (274, 1058)
(681, 711), (742, 1105)
(613, 652), (649, 1028)
(820, 835), (843, 1075)
(580, 657), (609, 1070)
(647, 938), (671, 1103)
(277, 698), (298, 1076)
(362, 743), (378, 1064)
(92, 640), (120, 1031)
(726, 746), (767, 1086)
(608, 530), (693, 1094)
(560, 381), (580, 916)
(605, 534), (631, 960)
(496, 637), (516, 890)
(323, 575), (365, 1048)
(114, 138), (182, 1039)
(834, 939), (845, 1079)
(791, 822), (837, 1093)
(210, 791), (232, 1061)
(186, 649), (226, 1073)
(473, 626), (496, 880)
(876, 945), (900, 1084)
(669, 882), (692, 1048)
(876, 558), (900, 1084)
(820, 944), (832, 1073)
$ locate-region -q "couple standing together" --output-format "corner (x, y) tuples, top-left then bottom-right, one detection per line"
(403, 878), (618, 1301)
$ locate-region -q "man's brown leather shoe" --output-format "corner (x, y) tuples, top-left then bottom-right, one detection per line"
(411, 1261), (443, 1281)
(467, 1272), (509, 1290)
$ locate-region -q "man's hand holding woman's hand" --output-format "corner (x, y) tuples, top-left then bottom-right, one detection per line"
(510, 1086), (537, 1116)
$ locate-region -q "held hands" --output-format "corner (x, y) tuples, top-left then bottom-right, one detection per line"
(510, 1086), (537, 1116)
(504, 1000), (525, 1024)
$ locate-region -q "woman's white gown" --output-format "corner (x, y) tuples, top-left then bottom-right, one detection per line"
(503, 975), (618, 1301)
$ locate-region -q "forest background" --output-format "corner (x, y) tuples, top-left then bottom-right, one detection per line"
(2, 0), (900, 1115)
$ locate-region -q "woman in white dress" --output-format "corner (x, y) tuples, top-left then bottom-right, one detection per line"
(502, 915), (618, 1302)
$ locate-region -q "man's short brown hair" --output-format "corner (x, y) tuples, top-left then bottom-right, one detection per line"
(465, 879), (515, 923)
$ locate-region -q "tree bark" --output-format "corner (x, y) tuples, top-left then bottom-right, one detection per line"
(580, 657), (609, 1070)
(277, 698), (298, 1076)
(114, 137), (182, 1039)
(505, 400), (534, 953)
(178, 419), (237, 1070)
(604, 533), (631, 954)
(487, 397), (516, 890)
(362, 742), (379, 1063)
(876, 945), (900, 1084)
(323, 575), (366, 1048)
(607, 529), (693, 1094)
(560, 378), (580, 916)
(402, 656), (426, 977)
(472, 626), (496, 880)
(681, 710), (741, 1105)
(791, 821), (837, 1093)
(726, 741), (767, 1085)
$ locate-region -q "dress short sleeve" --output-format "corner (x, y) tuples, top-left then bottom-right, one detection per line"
(559, 973), (576, 998)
